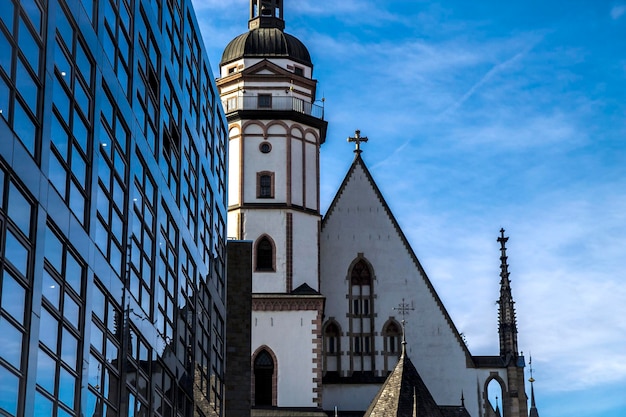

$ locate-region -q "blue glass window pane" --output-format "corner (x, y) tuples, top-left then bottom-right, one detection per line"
(58, 366), (76, 408)
(48, 153), (67, 197)
(0, 318), (22, 369)
(1, 272), (26, 322)
(8, 182), (32, 237)
(4, 229), (29, 276)
(63, 292), (80, 330)
(90, 283), (105, 321)
(53, 39), (72, 83)
(44, 229), (63, 273)
(89, 323), (103, 353)
(74, 80), (90, 117)
(0, 30), (12, 75)
(0, 0), (14, 32)
(12, 100), (36, 154)
(16, 58), (38, 114)
(76, 41), (91, 83)
(60, 327), (78, 369)
(18, 17), (39, 72)
(33, 391), (53, 416)
(0, 75), (9, 120)
(72, 112), (89, 153)
(35, 347), (56, 394)
(71, 147), (87, 184)
(39, 307), (58, 351)
(50, 112), (69, 158)
(21, 0), (42, 35)
(0, 364), (19, 415)
(54, 3), (73, 48)
(52, 76), (70, 123)
(65, 250), (82, 294)
(42, 269), (61, 308)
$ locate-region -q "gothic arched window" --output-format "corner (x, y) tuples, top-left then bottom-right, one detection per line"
(382, 319), (402, 373)
(254, 349), (275, 406)
(348, 258), (375, 374)
(255, 235), (275, 271)
(323, 320), (341, 376)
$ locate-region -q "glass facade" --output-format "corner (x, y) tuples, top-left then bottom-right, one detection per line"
(0, 0), (228, 416)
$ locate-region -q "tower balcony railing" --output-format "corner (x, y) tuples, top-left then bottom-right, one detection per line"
(223, 95), (324, 120)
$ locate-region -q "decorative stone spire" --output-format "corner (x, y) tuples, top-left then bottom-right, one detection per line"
(497, 228), (519, 362)
(249, 0), (285, 30)
(528, 356), (540, 417)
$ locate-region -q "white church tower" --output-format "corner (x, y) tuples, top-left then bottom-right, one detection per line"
(217, 0), (328, 412)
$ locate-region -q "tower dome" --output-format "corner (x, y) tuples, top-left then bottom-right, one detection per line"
(220, 0), (312, 66)
(221, 28), (312, 66)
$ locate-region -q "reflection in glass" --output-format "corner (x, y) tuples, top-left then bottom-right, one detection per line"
(0, 31), (12, 78)
(4, 229), (29, 276)
(65, 251), (82, 294)
(64, 293), (80, 329)
(34, 390), (53, 416)
(0, 318), (22, 369)
(44, 228), (63, 273)
(8, 182), (32, 237)
(60, 327), (78, 369)
(1, 272), (26, 322)
(58, 365), (76, 408)
(42, 269), (60, 308)
(39, 307), (58, 351)
(18, 18), (40, 72)
(0, 364), (19, 415)
(12, 100), (36, 154)
(0, 1), (14, 31)
(36, 347), (56, 394)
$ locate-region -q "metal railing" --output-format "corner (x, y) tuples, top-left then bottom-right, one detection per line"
(223, 95), (324, 119)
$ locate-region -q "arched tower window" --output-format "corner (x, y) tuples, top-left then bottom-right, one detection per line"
(348, 257), (376, 375)
(323, 320), (341, 376)
(382, 319), (402, 373)
(253, 348), (276, 406)
(255, 235), (275, 272)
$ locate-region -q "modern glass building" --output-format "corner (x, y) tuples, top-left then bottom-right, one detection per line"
(0, 0), (229, 416)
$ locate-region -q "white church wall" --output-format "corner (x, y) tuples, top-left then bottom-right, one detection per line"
(290, 135), (304, 206)
(227, 124), (242, 207)
(253, 310), (319, 408)
(291, 212), (320, 291)
(304, 139), (318, 211)
(245, 210), (288, 293)
(320, 163), (487, 417)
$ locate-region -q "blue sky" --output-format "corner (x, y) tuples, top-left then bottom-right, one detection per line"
(192, 1), (626, 416)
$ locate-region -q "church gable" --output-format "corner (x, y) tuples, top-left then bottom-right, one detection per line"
(320, 155), (473, 402)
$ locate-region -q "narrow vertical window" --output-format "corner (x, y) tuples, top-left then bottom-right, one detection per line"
(257, 171), (274, 199)
(255, 236), (274, 271)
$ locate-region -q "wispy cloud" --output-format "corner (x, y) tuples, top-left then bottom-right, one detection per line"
(610, 4), (626, 20)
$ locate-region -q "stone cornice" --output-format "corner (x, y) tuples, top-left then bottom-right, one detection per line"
(253, 294), (325, 311)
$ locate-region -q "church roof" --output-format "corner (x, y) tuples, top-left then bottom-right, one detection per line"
(322, 154), (475, 366)
(221, 27), (312, 66)
(363, 346), (444, 417)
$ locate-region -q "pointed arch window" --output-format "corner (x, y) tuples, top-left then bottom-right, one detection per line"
(253, 349), (275, 406)
(348, 258), (375, 374)
(323, 320), (341, 376)
(255, 235), (275, 272)
(382, 319), (402, 373)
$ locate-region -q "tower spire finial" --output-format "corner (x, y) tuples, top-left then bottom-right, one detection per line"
(394, 298), (415, 357)
(347, 130), (369, 154)
(497, 228), (519, 362)
(528, 355), (540, 417)
(249, 0), (285, 30)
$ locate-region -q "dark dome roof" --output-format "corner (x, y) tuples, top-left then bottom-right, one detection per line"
(221, 28), (312, 66)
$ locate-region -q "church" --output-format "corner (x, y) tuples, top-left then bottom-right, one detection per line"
(217, 2), (540, 417)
